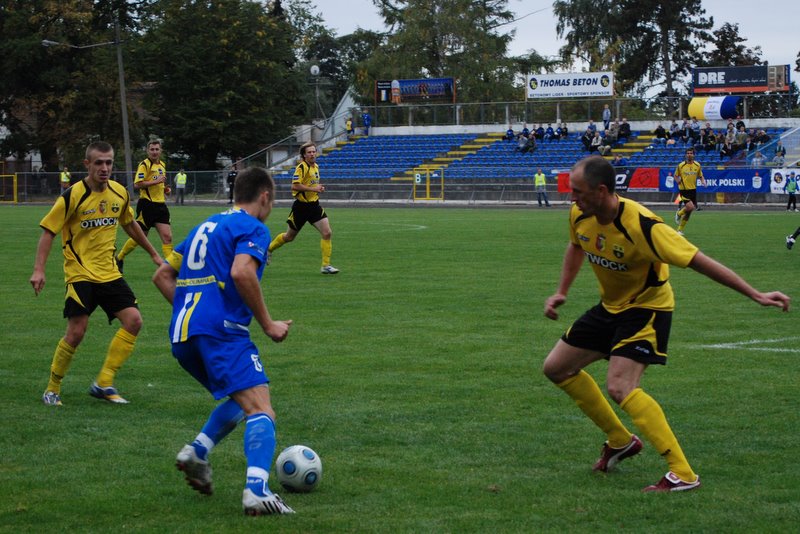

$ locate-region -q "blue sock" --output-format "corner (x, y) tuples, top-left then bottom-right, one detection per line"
(244, 413), (276, 496)
(192, 399), (244, 461)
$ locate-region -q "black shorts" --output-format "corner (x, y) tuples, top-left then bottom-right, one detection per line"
(135, 198), (171, 231)
(562, 303), (671, 365)
(678, 189), (698, 206)
(64, 278), (139, 323)
(287, 200), (327, 231)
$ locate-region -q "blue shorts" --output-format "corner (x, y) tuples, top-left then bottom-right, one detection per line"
(172, 335), (269, 400)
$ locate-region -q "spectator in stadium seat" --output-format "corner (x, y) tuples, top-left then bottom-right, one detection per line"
(653, 123), (667, 144)
(544, 124), (556, 142)
(724, 127), (736, 147)
(581, 129), (594, 152)
(669, 120), (681, 141)
(679, 119), (692, 144)
(742, 136), (757, 154)
(719, 139), (736, 161)
(689, 118), (701, 144)
(775, 140), (787, 158)
(754, 129), (771, 146)
(735, 116), (746, 131)
(558, 123), (569, 139)
(587, 119), (597, 135)
(612, 154), (628, 168)
(702, 131), (717, 154)
(751, 151), (765, 167)
(520, 124), (530, 140)
(605, 120), (620, 146)
(602, 104), (612, 130)
(534, 124), (546, 141)
(590, 131), (603, 153)
(698, 123), (713, 148)
(618, 118), (631, 143)
(773, 153), (786, 167)
(715, 131), (726, 153)
(505, 125), (515, 141)
(734, 126), (748, 149)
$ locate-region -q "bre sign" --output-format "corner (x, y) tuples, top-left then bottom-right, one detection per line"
(692, 65), (790, 94)
(526, 72), (614, 99)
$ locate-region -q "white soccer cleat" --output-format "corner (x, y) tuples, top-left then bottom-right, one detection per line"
(176, 444), (213, 495)
(242, 489), (295, 515)
(786, 235), (795, 250)
(320, 265), (340, 275)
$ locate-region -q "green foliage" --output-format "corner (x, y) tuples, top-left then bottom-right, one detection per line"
(355, 0), (520, 103)
(134, 0), (305, 169)
(2, 205), (799, 531)
(704, 22), (764, 67)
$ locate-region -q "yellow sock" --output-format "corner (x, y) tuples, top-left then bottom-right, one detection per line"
(96, 328), (137, 388)
(46, 339), (77, 393)
(117, 238), (138, 261)
(558, 370), (632, 448)
(620, 388), (697, 482)
(321, 238), (332, 266)
(677, 208), (685, 220)
(269, 233), (286, 253)
(161, 243), (173, 258)
(677, 218), (687, 232)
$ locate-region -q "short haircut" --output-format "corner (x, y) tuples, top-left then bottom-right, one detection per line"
(147, 138), (163, 148)
(574, 156), (616, 193)
(299, 142), (316, 157)
(85, 141), (114, 161)
(233, 166), (275, 204)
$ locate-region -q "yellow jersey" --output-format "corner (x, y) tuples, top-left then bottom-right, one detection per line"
(39, 179), (134, 284)
(292, 161), (321, 203)
(569, 196), (698, 313)
(675, 160), (703, 191)
(135, 158), (167, 203)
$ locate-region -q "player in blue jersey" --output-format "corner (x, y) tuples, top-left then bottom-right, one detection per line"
(152, 166), (295, 515)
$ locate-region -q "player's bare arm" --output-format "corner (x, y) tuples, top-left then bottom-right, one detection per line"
(152, 261), (178, 304)
(122, 220), (163, 266)
(544, 243), (585, 320)
(230, 253), (292, 342)
(689, 251), (790, 311)
(30, 229), (56, 296)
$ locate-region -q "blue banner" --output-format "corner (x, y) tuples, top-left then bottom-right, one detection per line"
(660, 168), (770, 193)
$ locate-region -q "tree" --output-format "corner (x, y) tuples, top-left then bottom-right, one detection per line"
(554, 0), (713, 99)
(355, 0), (520, 104)
(0, 0), (147, 169)
(704, 23), (763, 67)
(135, 0), (305, 169)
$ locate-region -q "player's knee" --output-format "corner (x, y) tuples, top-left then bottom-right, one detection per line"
(122, 313), (143, 335)
(606, 381), (632, 404)
(282, 232), (296, 243)
(321, 229), (332, 240)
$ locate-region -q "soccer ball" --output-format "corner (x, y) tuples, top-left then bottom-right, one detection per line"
(275, 445), (322, 493)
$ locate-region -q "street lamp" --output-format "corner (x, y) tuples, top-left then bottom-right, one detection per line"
(42, 20), (134, 197)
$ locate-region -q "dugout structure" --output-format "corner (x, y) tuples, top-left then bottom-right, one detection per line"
(0, 174), (18, 203)
(412, 168), (444, 201)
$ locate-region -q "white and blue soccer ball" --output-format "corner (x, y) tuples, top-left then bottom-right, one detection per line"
(275, 445), (322, 493)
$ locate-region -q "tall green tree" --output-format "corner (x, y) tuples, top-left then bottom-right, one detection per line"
(554, 0), (712, 98)
(355, 0), (519, 103)
(704, 23), (763, 67)
(0, 0), (147, 169)
(135, 0), (305, 169)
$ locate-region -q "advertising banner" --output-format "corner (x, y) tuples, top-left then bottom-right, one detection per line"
(769, 168), (799, 194)
(557, 167), (659, 193)
(660, 168), (769, 193)
(527, 72), (614, 99)
(692, 65), (790, 94)
(375, 78), (455, 104)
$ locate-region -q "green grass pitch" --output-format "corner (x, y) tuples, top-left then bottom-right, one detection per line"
(1, 203), (798, 532)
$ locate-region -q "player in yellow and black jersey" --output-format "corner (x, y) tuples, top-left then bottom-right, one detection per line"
(115, 138), (173, 271)
(30, 141), (163, 406)
(674, 148), (706, 235)
(268, 142), (339, 274)
(541, 156), (789, 493)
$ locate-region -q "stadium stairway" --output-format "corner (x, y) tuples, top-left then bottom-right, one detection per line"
(394, 132), (503, 181)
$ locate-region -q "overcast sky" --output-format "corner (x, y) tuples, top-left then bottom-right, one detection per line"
(312, 0), (797, 72)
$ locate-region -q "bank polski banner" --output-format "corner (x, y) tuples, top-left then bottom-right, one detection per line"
(659, 168), (769, 192)
(527, 72), (614, 99)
